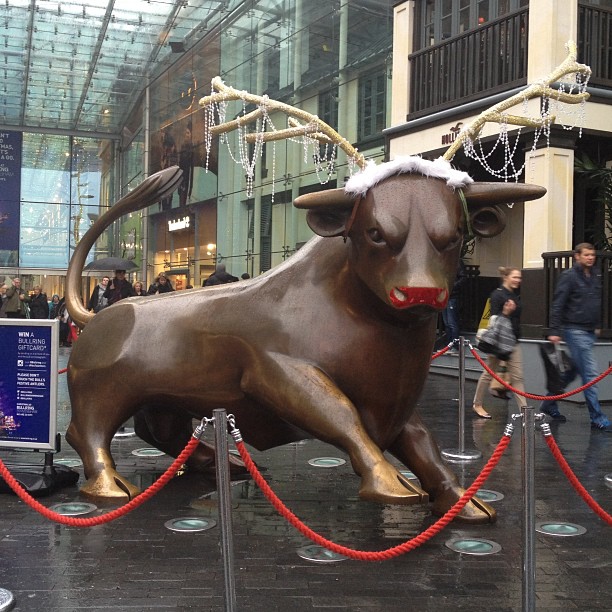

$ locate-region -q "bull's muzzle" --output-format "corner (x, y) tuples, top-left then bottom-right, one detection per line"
(390, 287), (449, 310)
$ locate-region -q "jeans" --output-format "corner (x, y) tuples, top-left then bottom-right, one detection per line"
(442, 297), (460, 345)
(541, 329), (609, 426)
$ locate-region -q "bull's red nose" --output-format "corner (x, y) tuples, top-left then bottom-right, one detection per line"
(389, 287), (448, 310)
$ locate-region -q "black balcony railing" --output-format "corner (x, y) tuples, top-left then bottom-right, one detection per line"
(542, 251), (612, 339)
(409, 4), (612, 120)
(578, 2), (612, 89)
(409, 9), (528, 119)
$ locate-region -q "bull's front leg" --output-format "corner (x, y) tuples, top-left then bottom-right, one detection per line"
(388, 411), (496, 524)
(242, 353), (427, 505)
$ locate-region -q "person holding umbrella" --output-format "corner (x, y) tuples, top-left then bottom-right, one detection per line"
(103, 269), (133, 306)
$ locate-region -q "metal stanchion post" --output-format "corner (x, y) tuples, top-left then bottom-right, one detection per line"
(442, 337), (482, 462)
(457, 337), (466, 454)
(521, 405), (536, 612)
(213, 408), (237, 612)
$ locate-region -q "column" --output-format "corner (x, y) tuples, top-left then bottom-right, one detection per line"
(527, 0), (578, 82)
(523, 146), (574, 268)
(391, 1), (414, 128)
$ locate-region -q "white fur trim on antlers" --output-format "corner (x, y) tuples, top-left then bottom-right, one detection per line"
(344, 156), (473, 197)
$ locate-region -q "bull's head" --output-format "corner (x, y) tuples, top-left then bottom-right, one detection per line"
(294, 157), (545, 316)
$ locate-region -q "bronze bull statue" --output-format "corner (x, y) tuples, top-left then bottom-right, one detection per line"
(65, 159), (545, 524)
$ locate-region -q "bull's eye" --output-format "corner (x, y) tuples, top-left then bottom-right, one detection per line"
(367, 228), (386, 245)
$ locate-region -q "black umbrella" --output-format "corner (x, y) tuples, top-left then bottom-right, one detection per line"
(83, 257), (139, 273)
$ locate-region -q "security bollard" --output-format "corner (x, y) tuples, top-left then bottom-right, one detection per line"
(442, 337), (482, 462)
(521, 405), (536, 612)
(213, 408), (237, 612)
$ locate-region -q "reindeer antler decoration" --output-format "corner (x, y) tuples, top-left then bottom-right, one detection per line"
(443, 41), (591, 162)
(199, 41), (589, 192)
(200, 77), (366, 168)
(199, 76), (367, 184)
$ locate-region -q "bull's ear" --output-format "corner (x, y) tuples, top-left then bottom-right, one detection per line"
(463, 182), (546, 206)
(305, 209), (352, 237)
(469, 205), (507, 238)
(294, 188), (356, 237)
(463, 182), (545, 238)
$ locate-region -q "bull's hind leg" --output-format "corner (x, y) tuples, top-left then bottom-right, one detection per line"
(243, 354), (427, 505)
(133, 405), (247, 476)
(66, 387), (141, 500)
(388, 411), (496, 524)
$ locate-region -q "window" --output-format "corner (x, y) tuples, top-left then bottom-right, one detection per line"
(417, 0), (528, 48)
(318, 88), (338, 130)
(260, 196), (272, 273)
(19, 134), (104, 269)
(358, 73), (386, 142)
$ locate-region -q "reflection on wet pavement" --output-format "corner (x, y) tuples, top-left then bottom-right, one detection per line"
(0, 346), (611, 610)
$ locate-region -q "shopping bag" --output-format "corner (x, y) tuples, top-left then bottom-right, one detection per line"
(538, 342), (573, 395)
(476, 315), (515, 360)
(67, 321), (79, 344)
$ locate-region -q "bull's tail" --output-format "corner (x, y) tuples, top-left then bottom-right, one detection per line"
(65, 166), (183, 329)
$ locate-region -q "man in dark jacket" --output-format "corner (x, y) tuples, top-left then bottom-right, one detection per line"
(202, 263), (238, 287)
(29, 285), (49, 319)
(541, 243), (610, 431)
(3, 277), (27, 318)
(103, 270), (133, 306)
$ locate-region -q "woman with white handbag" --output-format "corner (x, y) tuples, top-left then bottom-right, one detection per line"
(472, 266), (528, 419)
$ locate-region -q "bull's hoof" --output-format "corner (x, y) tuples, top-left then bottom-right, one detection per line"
(79, 471), (141, 500)
(359, 464), (429, 505)
(187, 451), (250, 479)
(431, 487), (497, 524)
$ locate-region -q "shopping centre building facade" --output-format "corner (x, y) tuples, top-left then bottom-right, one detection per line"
(0, 1), (610, 334)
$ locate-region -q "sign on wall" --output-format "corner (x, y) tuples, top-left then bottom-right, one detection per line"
(0, 131), (22, 253)
(0, 320), (59, 450)
(441, 122), (463, 146)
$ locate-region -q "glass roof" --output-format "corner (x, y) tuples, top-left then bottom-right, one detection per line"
(0, 0), (236, 135)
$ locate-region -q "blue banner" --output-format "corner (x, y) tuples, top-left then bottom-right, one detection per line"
(0, 320), (58, 450)
(0, 131), (22, 252)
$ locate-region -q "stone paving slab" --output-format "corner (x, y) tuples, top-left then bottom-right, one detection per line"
(0, 346), (611, 611)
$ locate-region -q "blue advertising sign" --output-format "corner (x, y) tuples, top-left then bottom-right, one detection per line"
(0, 131), (22, 252)
(0, 320), (58, 450)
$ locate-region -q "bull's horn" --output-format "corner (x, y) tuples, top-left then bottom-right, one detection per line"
(463, 182), (546, 206)
(294, 188), (356, 210)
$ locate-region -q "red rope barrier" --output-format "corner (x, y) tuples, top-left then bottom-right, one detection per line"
(0, 437), (200, 527)
(543, 433), (612, 526)
(469, 345), (612, 402)
(58, 367), (67, 374)
(431, 342), (453, 361)
(234, 434), (512, 561)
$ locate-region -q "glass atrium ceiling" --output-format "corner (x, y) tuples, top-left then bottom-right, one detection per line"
(0, 0), (241, 136)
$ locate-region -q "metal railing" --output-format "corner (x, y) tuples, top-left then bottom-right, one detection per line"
(409, 9), (528, 119)
(408, 4), (612, 119)
(579, 2), (612, 89)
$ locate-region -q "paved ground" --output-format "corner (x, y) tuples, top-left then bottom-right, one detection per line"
(1, 346), (611, 611)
